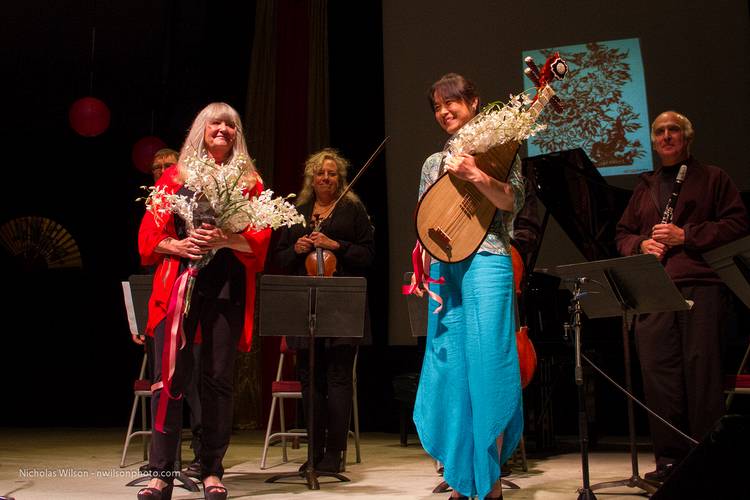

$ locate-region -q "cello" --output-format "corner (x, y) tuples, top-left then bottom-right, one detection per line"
(511, 245), (537, 389)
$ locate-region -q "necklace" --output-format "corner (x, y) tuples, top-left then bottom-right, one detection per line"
(312, 199), (335, 226)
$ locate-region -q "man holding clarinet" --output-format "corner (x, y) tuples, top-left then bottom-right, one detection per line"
(615, 110), (749, 483)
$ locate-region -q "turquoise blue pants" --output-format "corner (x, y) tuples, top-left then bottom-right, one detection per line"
(414, 252), (523, 499)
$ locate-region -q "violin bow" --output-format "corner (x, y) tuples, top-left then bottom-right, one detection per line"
(311, 136), (388, 231)
(331, 136), (389, 208)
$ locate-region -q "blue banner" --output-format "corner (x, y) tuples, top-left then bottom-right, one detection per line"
(522, 38), (653, 176)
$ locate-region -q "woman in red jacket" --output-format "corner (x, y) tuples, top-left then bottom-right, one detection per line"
(137, 102), (271, 500)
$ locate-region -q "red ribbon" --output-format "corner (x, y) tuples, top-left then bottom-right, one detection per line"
(151, 267), (197, 433)
(401, 241), (445, 313)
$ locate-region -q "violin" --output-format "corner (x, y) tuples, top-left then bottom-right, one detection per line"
(305, 215), (337, 276)
(511, 245), (537, 389)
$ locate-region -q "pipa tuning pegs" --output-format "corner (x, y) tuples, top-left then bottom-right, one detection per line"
(524, 67), (540, 86)
(524, 56), (541, 79)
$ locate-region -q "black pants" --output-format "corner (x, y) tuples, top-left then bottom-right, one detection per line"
(635, 284), (728, 466)
(146, 337), (202, 459)
(184, 343), (203, 459)
(296, 342), (356, 458)
(149, 294), (242, 480)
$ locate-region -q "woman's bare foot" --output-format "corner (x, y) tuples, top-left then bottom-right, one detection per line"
(486, 478), (504, 498)
(203, 475), (224, 489)
(146, 477), (169, 491)
(202, 475), (228, 499)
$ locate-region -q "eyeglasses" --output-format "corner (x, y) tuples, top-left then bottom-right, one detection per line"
(151, 162), (174, 172)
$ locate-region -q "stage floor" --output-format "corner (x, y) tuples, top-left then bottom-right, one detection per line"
(0, 428), (661, 499)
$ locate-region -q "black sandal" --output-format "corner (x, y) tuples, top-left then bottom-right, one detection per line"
(204, 484), (228, 500)
(137, 483), (173, 500)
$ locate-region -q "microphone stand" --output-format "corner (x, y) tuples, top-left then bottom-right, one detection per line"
(565, 280), (597, 500)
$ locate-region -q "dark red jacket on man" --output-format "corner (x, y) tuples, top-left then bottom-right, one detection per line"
(616, 156), (748, 284)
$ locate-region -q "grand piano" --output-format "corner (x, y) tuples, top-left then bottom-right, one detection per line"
(518, 148), (635, 450)
(528, 148), (633, 262)
(519, 147), (632, 338)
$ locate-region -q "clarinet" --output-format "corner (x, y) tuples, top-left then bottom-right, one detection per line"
(660, 164), (688, 224)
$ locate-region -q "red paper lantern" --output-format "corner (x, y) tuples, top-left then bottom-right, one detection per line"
(132, 136), (168, 173)
(69, 97), (111, 137)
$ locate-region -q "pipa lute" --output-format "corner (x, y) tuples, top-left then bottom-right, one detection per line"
(415, 54), (567, 263)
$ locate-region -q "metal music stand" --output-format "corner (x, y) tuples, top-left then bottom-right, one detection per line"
(403, 272), (521, 493)
(554, 254), (691, 499)
(259, 275), (366, 490)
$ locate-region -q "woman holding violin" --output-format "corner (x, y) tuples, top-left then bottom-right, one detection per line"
(413, 74), (525, 500)
(274, 148), (375, 473)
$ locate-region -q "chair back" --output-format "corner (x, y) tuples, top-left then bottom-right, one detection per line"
(276, 337), (296, 382)
(280, 336), (293, 354)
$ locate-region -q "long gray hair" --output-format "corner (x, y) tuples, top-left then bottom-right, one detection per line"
(177, 102), (259, 182)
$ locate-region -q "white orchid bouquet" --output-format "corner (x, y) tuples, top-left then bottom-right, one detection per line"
(144, 153), (304, 232)
(142, 153), (304, 314)
(446, 92), (547, 156)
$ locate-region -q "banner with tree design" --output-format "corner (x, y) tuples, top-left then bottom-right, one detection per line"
(522, 38), (653, 176)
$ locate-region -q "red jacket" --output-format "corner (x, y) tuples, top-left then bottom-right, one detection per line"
(138, 165), (271, 352)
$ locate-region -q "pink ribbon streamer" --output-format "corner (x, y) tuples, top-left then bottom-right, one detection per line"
(401, 241), (445, 313)
(151, 267), (196, 433)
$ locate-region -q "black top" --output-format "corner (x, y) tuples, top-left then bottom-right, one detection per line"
(174, 187), (245, 306)
(274, 198), (375, 277)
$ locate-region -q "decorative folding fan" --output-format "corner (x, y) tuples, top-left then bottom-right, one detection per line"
(0, 216), (82, 270)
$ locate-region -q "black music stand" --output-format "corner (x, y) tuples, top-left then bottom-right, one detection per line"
(404, 272), (428, 339)
(554, 254), (691, 499)
(703, 235), (750, 307)
(403, 272), (521, 494)
(123, 275), (200, 493)
(259, 275), (366, 490)
(704, 235), (750, 408)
